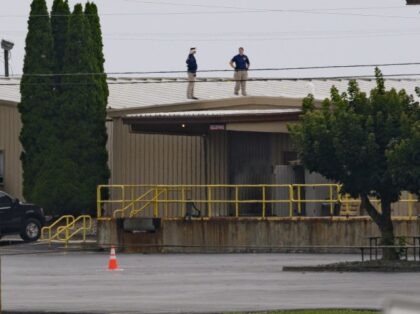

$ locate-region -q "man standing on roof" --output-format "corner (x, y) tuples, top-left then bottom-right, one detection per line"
(229, 47), (250, 96)
(186, 47), (198, 100)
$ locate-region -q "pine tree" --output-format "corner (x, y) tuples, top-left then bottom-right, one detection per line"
(18, 0), (55, 201)
(51, 0), (70, 88)
(85, 1), (110, 203)
(54, 3), (109, 214)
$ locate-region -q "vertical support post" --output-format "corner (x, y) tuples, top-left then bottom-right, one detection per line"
(289, 185), (293, 217)
(181, 188), (186, 217)
(121, 186), (126, 218)
(82, 216), (86, 243)
(329, 185), (334, 215)
(408, 193), (414, 218)
(65, 223), (69, 248)
(164, 189), (168, 218)
(4, 49), (9, 77)
(96, 186), (102, 219)
(297, 186), (302, 215)
(153, 189), (158, 218)
(235, 186), (239, 217)
(208, 186), (212, 218)
(131, 186), (135, 214)
(262, 186), (266, 218)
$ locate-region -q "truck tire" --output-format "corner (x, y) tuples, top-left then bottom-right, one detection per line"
(20, 218), (41, 242)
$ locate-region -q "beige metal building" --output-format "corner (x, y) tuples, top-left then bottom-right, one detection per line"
(0, 77), (419, 216)
(0, 84), (22, 198)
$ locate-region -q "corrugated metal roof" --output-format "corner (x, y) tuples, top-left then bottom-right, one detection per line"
(126, 108), (300, 118)
(0, 78), (21, 103)
(1, 77), (420, 110)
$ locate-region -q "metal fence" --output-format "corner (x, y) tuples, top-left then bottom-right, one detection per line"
(97, 184), (418, 220)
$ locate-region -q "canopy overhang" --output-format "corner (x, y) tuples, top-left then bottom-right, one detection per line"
(122, 109), (301, 135)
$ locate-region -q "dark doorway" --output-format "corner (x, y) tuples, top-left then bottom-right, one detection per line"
(228, 132), (273, 216)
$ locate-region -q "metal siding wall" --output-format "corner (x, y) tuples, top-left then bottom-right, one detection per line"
(110, 119), (208, 217)
(207, 132), (229, 216)
(0, 103), (23, 199)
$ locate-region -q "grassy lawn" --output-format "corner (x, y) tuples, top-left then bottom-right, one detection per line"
(232, 310), (377, 314)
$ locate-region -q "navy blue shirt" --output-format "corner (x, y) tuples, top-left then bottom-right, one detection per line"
(231, 54), (250, 70)
(186, 54), (198, 73)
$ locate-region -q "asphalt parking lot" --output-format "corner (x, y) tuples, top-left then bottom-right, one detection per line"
(2, 241), (420, 314)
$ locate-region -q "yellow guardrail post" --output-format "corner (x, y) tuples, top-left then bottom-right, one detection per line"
(208, 186), (212, 218)
(82, 215), (87, 242)
(97, 186), (102, 218)
(329, 185), (334, 215)
(64, 222), (69, 248)
(289, 185), (293, 217)
(153, 189), (159, 218)
(297, 186), (302, 215)
(181, 188), (186, 217)
(262, 186), (266, 218)
(131, 186), (135, 214)
(235, 186), (239, 217)
(121, 187), (126, 217)
(164, 188), (168, 218)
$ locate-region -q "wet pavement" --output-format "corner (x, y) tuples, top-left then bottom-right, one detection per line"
(2, 245), (420, 313)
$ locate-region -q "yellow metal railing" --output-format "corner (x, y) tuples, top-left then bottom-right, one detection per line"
(129, 188), (167, 218)
(56, 215), (93, 248)
(41, 215), (92, 247)
(41, 215), (75, 245)
(292, 184), (341, 216)
(97, 184), (418, 219)
(113, 188), (156, 218)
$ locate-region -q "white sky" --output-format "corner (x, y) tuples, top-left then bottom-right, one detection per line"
(1, 0), (420, 78)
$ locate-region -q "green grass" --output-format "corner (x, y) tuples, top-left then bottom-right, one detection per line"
(231, 310), (377, 314)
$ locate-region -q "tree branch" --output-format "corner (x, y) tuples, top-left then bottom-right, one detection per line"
(361, 194), (382, 225)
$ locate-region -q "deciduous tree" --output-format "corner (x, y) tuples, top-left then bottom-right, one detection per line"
(290, 68), (419, 260)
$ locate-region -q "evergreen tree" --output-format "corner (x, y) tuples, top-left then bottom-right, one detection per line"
(85, 2), (106, 76)
(85, 1), (110, 202)
(51, 0), (70, 88)
(53, 3), (109, 214)
(18, 0), (55, 201)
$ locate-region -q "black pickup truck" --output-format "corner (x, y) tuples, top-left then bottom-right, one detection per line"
(0, 191), (45, 241)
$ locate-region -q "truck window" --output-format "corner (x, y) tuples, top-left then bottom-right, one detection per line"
(0, 192), (12, 206)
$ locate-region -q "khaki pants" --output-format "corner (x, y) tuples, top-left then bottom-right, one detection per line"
(187, 72), (196, 98)
(234, 70), (248, 96)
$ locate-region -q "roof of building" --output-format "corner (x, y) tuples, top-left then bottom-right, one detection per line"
(1, 76), (420, 111)
(125, 108), (300, 118)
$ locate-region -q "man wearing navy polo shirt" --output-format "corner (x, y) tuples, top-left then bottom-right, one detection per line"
(186, 47), (198, 100)
(229, 47), (250, 96)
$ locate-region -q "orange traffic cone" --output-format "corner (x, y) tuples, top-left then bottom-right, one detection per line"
(108, 246), (119, 271)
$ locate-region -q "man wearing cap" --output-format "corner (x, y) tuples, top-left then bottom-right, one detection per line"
(229, 47), (250, 96)
(186, 47), (198, 100)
